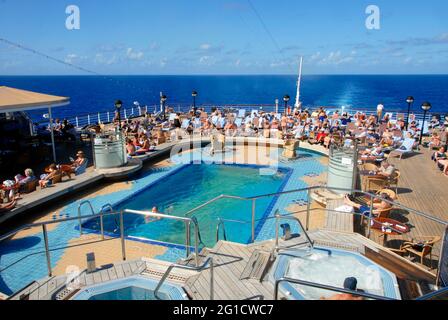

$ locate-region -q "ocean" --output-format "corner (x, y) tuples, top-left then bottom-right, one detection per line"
(0, 75), (447, 122)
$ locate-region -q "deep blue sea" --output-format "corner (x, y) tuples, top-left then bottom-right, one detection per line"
(0, 75), (447, 121)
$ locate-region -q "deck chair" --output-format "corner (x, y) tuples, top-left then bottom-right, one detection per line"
(364, 176), (389, 193)
(399, 236), (441, 267)
(211, 115), (219, 126)
(21, 180), (38, 194)
(387, 170), (400, 194)
(238, 109), (246, 118)
(388, 138), (415, 160)
(168, 113), (177, 121)
(181, 119), (190, 129)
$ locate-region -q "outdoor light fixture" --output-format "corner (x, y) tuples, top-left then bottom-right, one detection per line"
(192, 90), (198, 114)
(161, 95), (168, 120)
(419, 101), (432, 145)
(405, 96), (414, 130)
(283, 95), (290, 115)
(115, 99), (123, 129)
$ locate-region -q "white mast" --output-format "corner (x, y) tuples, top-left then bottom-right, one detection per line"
(294, 56), (303, 109)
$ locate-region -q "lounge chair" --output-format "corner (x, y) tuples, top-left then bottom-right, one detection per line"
(238, 109), (246, 118)
(398, 236), (441, 267)
(387, 170), (400, 194)
(388, 138), (416, 160)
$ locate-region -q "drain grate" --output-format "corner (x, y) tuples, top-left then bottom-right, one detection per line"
(142, 269), (188, 282)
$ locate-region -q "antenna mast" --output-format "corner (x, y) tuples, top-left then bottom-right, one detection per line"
(295, 56), (303, 109)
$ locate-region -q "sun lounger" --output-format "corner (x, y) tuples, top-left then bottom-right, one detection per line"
(238, 109), (246, 118)
(388, 138), (415, 160)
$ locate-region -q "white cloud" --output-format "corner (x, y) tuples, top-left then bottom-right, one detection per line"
(94, 53), (117, 65)
(200, 43), (211, 50)
(126, 48), (144, 61)
(317, 51), (356, 65)
(64, 54), (78, 64)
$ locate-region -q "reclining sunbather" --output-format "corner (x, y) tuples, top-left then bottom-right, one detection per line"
(343, 193), (392, 217)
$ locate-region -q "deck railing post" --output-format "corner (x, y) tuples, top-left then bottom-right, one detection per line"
(251, 199), (256, 243)
(42, 225), (52, 277)
(194, 223), (200, 267)
(97, 112), (101, 124)
(99, 210), (104, 240)
(210, 259), (214, 300)
(306, 188), (312, 231)
(367, 197), (374, 238)
(107, 111), (110, 123)
(75, 116), (79, 128)
(87, 114), (91, 125)
(120, 211), (126, 261)
(185, 220), (191, 258)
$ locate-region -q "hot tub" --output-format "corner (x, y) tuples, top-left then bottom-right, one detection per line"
(270, 247), (401, 300)
(72, 275), (188, 300)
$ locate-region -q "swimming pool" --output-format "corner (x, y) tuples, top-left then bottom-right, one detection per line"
(72, 276), (188, 300)
(270, 248), (401, 300)
(82, 163), (291, 248)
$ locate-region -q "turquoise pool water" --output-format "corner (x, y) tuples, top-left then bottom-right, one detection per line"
(87, 286), (165, 300)
(83, 164), (289, 247)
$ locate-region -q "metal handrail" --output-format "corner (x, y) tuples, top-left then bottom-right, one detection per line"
(77, 200), (96, 236)
(0, 208), (204, 288)
(185, 186), (448, 233)
(215, 218), (228, 242)
(416, 286), (448, 300)
(274, 277), (396, 300)
(154, 257), (214, 300)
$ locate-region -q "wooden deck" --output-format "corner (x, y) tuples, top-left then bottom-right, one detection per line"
(361, 147), (448, 269)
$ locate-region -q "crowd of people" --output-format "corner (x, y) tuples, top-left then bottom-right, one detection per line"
(118, 105), (448, 161)
(0, 151), (88, 213)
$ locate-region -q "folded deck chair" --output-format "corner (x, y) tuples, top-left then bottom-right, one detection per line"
(181, 119), (190, 129)
(238, 109), (246, 118)
(389, 138), (415, 160)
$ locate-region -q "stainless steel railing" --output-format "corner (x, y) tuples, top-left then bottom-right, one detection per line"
(274, 277), (396, 300)
(154, 257), (214, 300)
(0, 207), (203, 282)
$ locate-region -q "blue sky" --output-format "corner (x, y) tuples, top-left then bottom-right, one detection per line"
(0, 0), (447, 75)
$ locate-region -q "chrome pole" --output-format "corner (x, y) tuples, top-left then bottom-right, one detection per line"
(99, 210), (104, 240)
(367, 197), (374, 238)
(436, 226), (448, 287)
(210, 259), (214, 300)
(42, 225), (52, 277)
(120, 210), (126, 261)
(194, 224), (199, 267)
(306, 188), (312, 231)
(251, 199), (256, 243)
(185, 220), (191, 258)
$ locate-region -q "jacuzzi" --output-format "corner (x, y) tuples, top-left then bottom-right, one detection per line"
(72, 275), (189, 300)
(270, 247), (401, 300)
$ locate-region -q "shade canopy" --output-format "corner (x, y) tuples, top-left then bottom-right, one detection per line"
(0, 86), (70, 113)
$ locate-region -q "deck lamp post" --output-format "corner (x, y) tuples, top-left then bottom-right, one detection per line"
(419, 102), (431, 145)
(192, 90), (198, 114)
(161, 95), (168, 121)
(405, 96), (414, 130)
(115, 100), (123, 130)
(283, 95), (290, 115)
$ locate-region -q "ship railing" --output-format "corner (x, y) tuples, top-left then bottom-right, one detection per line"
(154, 257), (214, 300)
(273, 277), (396, 300)
(0, 208), (203, 284)
(186, 185), (448, 283)
(32, 103), (438, 130)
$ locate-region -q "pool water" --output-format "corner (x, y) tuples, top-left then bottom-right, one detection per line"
(83, 164), (289, 247)
(87, 286), (167, 300)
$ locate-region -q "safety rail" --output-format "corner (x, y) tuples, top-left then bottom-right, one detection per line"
(416, 286), (448, 300)
(154, 257), (214, 300)
(0, 208), (203, 286)
(77, 200), (96, 236)
(34, 103), (435, 129)
(274, 277), (397, 300)
(186, 185), (448, 285)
